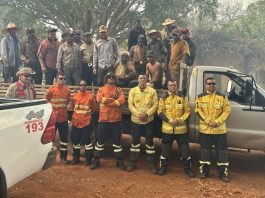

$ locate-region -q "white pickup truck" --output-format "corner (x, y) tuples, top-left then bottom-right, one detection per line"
(0, 98), (56, 198)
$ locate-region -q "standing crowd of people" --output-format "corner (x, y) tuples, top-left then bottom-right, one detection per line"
(3, 19), (231, 182)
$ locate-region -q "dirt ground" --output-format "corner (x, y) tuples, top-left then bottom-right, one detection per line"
(8, 135), (265, 198)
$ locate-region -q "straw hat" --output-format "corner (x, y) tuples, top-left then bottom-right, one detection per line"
(16, 67), (36, 77)
(98, 25), (107, 33)
(147, 29), (158, 35)
(3, 23), (21, 32)
(162, 18), (176, 26)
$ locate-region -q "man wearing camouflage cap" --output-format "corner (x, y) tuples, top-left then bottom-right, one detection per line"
(6, 67), (36, 99)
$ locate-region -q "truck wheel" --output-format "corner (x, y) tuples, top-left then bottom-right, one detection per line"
(0, 168), (7, 198)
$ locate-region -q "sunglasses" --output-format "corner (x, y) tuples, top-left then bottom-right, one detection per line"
(206, 82), (216, 85)
(80, 84), (86, 86)
(172, 33), (180, 36)
(23, 74), (33, 78)
(58, 77), (66, 80)
(108, 76), (115, 79)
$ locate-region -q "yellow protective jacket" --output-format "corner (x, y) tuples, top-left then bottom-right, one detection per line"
(157, 93), (190, 134)
(195, 91), (231, 134)
(128, 86), (158, 124)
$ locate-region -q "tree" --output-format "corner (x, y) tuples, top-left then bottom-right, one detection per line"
(0, 0), (144, 39)
(143, 0), (218, 29)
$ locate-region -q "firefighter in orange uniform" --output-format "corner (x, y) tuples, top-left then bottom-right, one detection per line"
(90, 72), (126, 171)
(71, 80), (96, 165)
(45, 72), (71, 164)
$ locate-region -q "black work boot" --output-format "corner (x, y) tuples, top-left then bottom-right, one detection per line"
(158, 159), (168, 176)
(127, 152), (139, 172)
(127, 161), (137, 172)
(147, 155), (157, 174)
(183, 160), (195, 178)
(199, 164), (209, 179)
(72, 149), (80, 165)
(116, 157), (127, 171)
(218, 166), (229, 182)
(60, 151), (68, 165)
(90, 157), (100, 170)
(85, 150), (93, 166)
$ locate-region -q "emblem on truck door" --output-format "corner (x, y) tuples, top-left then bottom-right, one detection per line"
(25, 109), (44, 120)
(24, 109), (45, 133)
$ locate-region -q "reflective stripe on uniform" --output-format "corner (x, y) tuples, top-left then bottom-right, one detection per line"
(51, 104), (67, 108)
(95, 142), (104, 151)
(74, 104), (89, 109)
(85, 143), (93, 150)
(217, 162), (229, 166)
(60, 148), (67, 151)
(130, 148), (140, 152)
(145, 144), (154, 150)
(74, 110), (88, 114)
(51, 98), (67, 102)
(60, 141), (68, 146)
(146, 149), (155, 154)
(131, 144), (140, 148)
(199, 160), (211, 165)
(73, 144), (81, 149)
(160, 155), (167, 160)
(113, 144), (123, 152)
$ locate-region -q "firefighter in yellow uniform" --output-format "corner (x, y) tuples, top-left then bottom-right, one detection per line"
(127, 74), (158, 174)
(157, 80), (194, 177)
(195, 77), (231, 182)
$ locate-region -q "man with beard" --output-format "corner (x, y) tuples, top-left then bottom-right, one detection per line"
(129, 34), (147, 76)
(128, 19), (147, 51)
(38, 28), (60, 85)
(57, 32), (82, 85)
(93, 25), (120, 86)
(115, 51), (137, 87)
(0, 23), (21, 83)
(169, 29), (189, 89)
(20, 28), (42, 84)
(80, 32), (96, 86)
(181, 28), (196, 66)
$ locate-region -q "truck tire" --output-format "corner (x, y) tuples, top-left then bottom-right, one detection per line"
(0, 168), (7, 198)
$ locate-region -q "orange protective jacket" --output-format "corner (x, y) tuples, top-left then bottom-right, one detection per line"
(45, 84), (70, 123)
(96, 84), (125, 122)
(71, 91), (96, 128)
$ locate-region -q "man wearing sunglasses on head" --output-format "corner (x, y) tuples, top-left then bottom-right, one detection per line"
(45, 72), (71, 164)
(70, 80), (96, 166)
(90, 72), (126, 171)
(6, 67), (36, 99)
(195, 77), (231, 182)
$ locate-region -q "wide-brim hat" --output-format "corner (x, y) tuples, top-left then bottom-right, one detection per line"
(162, 18), (176, 26)
(99, 25), (107, 33)
(2, 23), (21, 32)
(16, 67), (36, 77)
(147, 29), (158, 36)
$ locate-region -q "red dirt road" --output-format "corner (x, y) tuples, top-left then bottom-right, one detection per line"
(8, 135), (265, 198)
